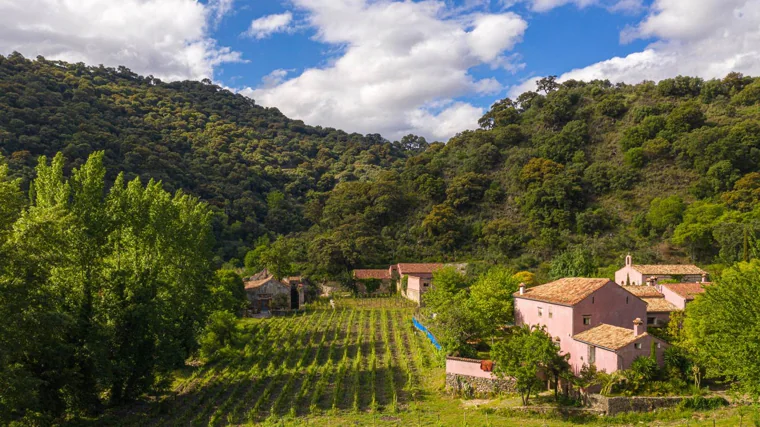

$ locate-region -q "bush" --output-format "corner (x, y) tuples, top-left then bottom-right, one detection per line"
(630, 355), (659, 382)
(199, 311), (239, 360)
(625, 147), (645, 168)
(678, 396), (728, 411)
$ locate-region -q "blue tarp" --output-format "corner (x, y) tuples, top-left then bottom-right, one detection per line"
(412, 317), (441, 350)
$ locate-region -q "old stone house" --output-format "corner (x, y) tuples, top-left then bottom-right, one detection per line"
(351, 269), (392, 294)
(245, 273), (304, 312)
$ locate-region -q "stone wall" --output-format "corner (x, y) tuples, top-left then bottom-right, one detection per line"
(445, 373), (516, 397)
(588, 394), (684, 415)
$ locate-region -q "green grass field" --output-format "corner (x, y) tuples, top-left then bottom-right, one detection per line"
(89, 297), (748, 426)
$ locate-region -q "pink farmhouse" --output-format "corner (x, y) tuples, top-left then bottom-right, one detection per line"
(514, 278), (667, 374)
(615, 254), (707, 286)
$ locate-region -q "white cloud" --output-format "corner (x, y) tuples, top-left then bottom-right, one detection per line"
(506, 0), (760, 100)
(527, 0), (596, 12)
(247, 0), (528, 141)
(555, 0), (760, 85)
(209, 0), (235, 26)
(260, 68), (293, 88)
(244, 12), (294, 39)
(0, 0), (243, 81)
(505, 0), (643, 13)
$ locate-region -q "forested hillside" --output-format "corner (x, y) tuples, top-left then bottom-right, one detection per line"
(285, 73), (760, 281)
(0, 53), (414, 263)
(3, 53), (760, 280)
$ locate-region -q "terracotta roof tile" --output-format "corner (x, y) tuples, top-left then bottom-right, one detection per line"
(642, 297), (679, 312)
(621, 285), (663, 298)
(632, 264), (706, 275)
(353, 269), (392, 280)
(573, 324), (646, 351)
(515, 278), (612, 306)
(244, 276), (288, 290)
(396, 263), (444, 275)
(661, 282), (708, 301)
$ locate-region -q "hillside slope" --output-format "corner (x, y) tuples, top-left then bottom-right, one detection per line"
(3, 54), (760, 278)
(0, 53), (413, 262)
(286, 75), (760, 279)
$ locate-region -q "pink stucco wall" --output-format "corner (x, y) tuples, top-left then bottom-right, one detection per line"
(405, 275), (432, 304)
(572, 282), (648, 335)
(514, 297), (574, 357)
(567, 339), (622, 373)
(647, 312), (671, 327)
(659, 286), (687, 310)
(446, 358), (496, 379)
(568, 333), (668, 373)
(615, 266), (702, 287)
(615, 265), (646, 286)
(515, 281), (650, 373)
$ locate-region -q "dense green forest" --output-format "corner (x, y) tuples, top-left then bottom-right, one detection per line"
(4, 53), (760, 281)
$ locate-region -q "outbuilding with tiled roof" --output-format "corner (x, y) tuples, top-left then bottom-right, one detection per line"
(352, 269), (392, 280)
(659, 282), (708, 309)
(615, 254), (708, 286)
(244, 272), (302, 313)
(569, 320), (668, 372)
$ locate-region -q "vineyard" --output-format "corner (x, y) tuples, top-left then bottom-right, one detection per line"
(114, 297), (442, 426)
(99, 298), (742, 427)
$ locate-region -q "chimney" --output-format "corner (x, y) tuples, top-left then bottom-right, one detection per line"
(701, 273), (708, 283)
(519, 283), (525, 295)
(633, 318), (644, 336)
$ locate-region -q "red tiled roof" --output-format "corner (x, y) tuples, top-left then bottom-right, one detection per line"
(353, 269), (391, 280)
(661, 282), (708, 301)
(573, 324), (647, 351)
(642, 297), (679, 312)
(396, 263), (443, 275)
(621, 285), (663, 298)
(514, 278), (612, 306)
(632, 264), (706, 275)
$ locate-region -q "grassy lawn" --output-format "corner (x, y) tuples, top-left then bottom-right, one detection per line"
(81, 297), (747, 426)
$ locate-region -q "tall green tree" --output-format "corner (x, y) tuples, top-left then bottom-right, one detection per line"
(491, 325), (560, 405)
(468, 266), (521, 336)
(683, 261), (760, 398)
(0, 152), (217, 423)
(549, 246), (597, 280)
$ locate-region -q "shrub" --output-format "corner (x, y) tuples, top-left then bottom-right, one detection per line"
(630, 355), (659, 382)
(625, 147), (645, 168)
(200, 311), (239, 360)
(678, 396), (729, 411)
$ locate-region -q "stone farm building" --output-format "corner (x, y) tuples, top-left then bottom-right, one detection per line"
(351, 262), (467, 303)
(514, 278), (668, 374)
(352, 269), (392, 294)
(244, 271), (304, 313)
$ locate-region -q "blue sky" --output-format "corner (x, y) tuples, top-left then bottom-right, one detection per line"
(216, 1), (650, 98)
(1, 0), (758, 141)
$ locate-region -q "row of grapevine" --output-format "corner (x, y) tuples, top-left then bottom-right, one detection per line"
(139, 298), (440, 426)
